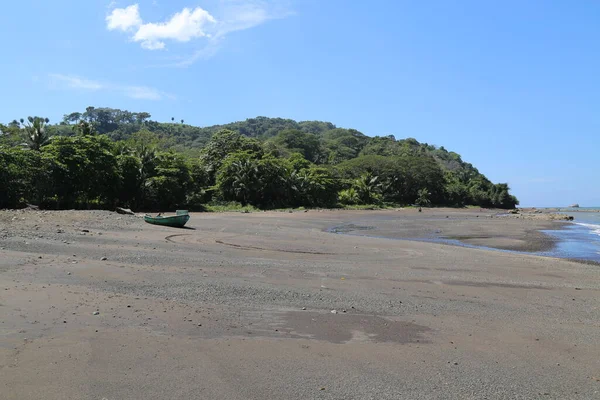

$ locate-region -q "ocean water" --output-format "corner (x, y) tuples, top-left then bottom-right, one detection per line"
(541, 208), (600, 262)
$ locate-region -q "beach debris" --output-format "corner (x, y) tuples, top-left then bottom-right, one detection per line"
(116, 207), (135, 215)
(575, 287), (582, 290)
(81, 229), (89, 233)
(100, 257), (108, 261)
(92, 311), (99, 316)
(56, 229), (64, 233)
(331, 310), (338, 314)
(302, 307), (306, 310)
(67, 272), (71, 275)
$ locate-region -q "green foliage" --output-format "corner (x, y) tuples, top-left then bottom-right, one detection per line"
(116, 154), (142, 207)
(73, 120), (97, 136)
(203, 202), (260, 213)
(0, 124), (25, 147)
(215, 152), (288, 208)
(352, 173), (383, 205)
(287, 152), (312, 171)
(42, 135), (120, 208)
(0, 147), (53, 208)
(22, 116), (51, 150)
(200, 129), (263, 184)
(187, 159), (211, 207)
(288, 167), (338, 207)
(0, 108), (519, 210)
(144, 152), (191, 210)
(322, 128), (369, 164)
(269, 129), (324, 163)
(415, 188), (432, 207)
(338, 188), (359, 205)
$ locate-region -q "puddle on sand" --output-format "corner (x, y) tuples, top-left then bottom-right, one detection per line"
(327, 224), (376, 234)
(279, 311), (431, 344)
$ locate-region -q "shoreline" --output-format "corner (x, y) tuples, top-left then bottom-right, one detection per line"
(327, 215), (600, 264)
(324, 208), (575, 258)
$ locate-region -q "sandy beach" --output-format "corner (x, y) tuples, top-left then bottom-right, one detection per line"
(1, 208), (599, 399)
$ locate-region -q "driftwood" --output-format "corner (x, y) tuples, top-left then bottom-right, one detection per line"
(116, 207), (135, 215)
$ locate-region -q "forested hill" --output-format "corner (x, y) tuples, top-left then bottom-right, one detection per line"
(0, 107), (518, 210)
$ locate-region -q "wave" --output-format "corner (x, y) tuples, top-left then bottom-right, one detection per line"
(575, 222), (600, 236)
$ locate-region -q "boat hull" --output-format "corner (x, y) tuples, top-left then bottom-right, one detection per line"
(144, 214), (190, 228)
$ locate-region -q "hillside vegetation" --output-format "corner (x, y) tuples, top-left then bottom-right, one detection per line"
(0, 107), (518, 210)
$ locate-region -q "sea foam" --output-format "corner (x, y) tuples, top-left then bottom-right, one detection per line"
(575, 222), (600, 236)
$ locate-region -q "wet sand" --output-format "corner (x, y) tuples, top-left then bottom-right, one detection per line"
(326, 208), (563, 252)
(1, 208), (599, 399)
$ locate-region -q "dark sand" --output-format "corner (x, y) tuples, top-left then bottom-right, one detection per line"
(326, 208), (562, 252)
(1, 208), (599, 399)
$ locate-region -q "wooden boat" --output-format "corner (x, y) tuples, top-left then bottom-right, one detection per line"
(144, 211), (190, 228)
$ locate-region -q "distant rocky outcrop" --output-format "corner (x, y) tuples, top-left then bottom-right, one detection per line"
(569, 204), (580, 208)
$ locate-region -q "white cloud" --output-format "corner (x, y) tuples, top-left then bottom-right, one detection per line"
(106, 4), (142, 32)
(48, 73), (172, 101)
(141, 40), (166, 50)
(106, 2), (293, 64)
(125, 85), (165, 100)
(214, 1), (287, 37)
(133, 7), (216, 50)
(49, 74), (104, 90)
(154, 40), (222, 68)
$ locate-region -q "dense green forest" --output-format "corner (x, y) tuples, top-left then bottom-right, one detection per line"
(0, 107), (518, 210)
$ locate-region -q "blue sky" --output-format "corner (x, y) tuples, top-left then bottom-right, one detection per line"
(0, 0), (598, 207)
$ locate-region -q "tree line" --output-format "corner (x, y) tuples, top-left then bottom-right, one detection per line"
(0, 108), (519, 210)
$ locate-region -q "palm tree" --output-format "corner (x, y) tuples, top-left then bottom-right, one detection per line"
(338, 188), (360, 205)
(354, 172), (381, 204)
(136, 144), (157, 207)
(171, 117), (175, 122)
(229, 159), (259, 205)
(74, 120), (96, 136)
(415, 188), (431, 207)
(181, 119), (184, 124)
(22, 116), (51, 150)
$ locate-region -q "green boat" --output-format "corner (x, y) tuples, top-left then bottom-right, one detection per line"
(144, 211), (190, 228)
